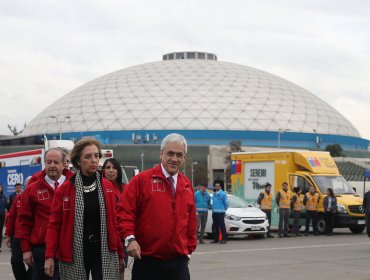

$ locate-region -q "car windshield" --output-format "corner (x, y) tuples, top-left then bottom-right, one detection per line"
(228, 195), (250, 208)
(313, 175), (355, 195)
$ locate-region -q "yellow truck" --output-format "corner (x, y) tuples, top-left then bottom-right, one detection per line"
(230, 150), (365, 234)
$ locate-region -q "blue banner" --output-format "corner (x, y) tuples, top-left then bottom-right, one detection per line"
(0, 164), (42, 196)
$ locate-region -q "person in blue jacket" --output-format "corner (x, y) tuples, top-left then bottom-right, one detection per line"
(211, 183), (229, 244)
(194, 184), (211, 244)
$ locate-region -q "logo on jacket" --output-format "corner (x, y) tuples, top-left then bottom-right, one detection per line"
(63, 196), (71, 211)
(152, 178), (165, 192)
(37, 189), (50, 201)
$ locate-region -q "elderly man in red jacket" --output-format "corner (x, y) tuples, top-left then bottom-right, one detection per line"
(118, 133), (197, 280)
(18, 147), (71, 280)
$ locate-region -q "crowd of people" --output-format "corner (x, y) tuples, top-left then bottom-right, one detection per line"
(256, 182), (338, 238)
(3, 133), (197, 280)
(0, 132), (367, 280)
(193, 180), (338, 243)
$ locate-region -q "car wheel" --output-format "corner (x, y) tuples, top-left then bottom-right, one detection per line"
(349, 225), (365, 234)
(252, 234), (265, 239)
(317, 216), (326, 234)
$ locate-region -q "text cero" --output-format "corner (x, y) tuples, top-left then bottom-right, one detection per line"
(7, 173), (24, 185)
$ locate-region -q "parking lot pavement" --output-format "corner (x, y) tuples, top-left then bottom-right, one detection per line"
(1, 230), (370, 280)
(189, 230), (370, 280)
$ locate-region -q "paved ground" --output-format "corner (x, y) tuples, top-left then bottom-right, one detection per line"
(1, 229), (370, 279)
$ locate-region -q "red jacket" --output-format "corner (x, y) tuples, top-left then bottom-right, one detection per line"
(18, 171), (73, 253)
(117, 164), (197, 260)
(45, 176), (124, 262)
(5, 193), (22, 237)
(18, 178), (61, 252)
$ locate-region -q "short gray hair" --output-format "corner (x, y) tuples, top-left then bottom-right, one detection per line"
(44, 147), (67, 163)
(160, 133), (188, 154)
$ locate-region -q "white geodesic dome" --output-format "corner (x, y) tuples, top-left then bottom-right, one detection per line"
(21, 52), (360, 137)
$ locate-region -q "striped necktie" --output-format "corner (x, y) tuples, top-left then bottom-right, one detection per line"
(167, 176), (176, 197)
(54, 181), (59, 191)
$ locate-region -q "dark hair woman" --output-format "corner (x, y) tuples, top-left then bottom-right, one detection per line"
(290, 187), (303, 236)
(324, 187), (337, 235)
(102, 158), (124, 196)
(102, 158), (128, 276)
(45, 137), (124, 279)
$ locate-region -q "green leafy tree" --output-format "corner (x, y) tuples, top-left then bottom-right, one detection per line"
(325, 144), (343, 157)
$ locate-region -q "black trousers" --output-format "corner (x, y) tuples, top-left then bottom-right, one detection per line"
(0, 213), (5, 248)
(292, 211), (301, 234)
(366, 213), (370, 237)
(32, 245), (60, 280)
(305, 210), (318, 234)
(325, 211), (335, 234)
(11, 238), (32, 280)
(212, 212), (227, 241)
(132, 256), (190, 280)
(262, 210), (272, 233)
(83, 240), (103, 280)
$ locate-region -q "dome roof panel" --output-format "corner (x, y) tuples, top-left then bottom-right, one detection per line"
(22, 58), (361, 138)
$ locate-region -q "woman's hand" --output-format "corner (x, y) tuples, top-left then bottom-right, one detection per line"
(44, 258), (55, 277)
(119, 258), (125, 271)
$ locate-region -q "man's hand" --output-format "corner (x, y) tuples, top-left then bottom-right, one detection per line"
(127, 240), (141, 259)
(5, 236), (12, 248)
(44, 258), (55, 277)
(23, 251), (34, 266)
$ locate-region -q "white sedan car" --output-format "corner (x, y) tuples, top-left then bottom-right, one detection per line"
(205, 194), (269, 237)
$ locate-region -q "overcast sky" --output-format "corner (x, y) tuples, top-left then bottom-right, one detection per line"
(1, 0), (369, 140)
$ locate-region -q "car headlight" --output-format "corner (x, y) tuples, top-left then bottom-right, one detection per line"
(225, 214), (242, 221)
(337, 204), (347, 214)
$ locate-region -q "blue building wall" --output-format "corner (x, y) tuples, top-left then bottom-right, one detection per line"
(47, 130), (370, 151)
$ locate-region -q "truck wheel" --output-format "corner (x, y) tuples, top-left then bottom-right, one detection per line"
(349, 225), (365, 234)
(317, 216), (326, 234)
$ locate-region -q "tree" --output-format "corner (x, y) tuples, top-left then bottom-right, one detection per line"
(325, 144), (343, 157)
(7, 123), (26, 136)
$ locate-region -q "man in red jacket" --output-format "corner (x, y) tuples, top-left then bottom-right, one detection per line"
(118, 133), (197, 280)
(5, 179), (33, 280)
(18, 148), (70, 280)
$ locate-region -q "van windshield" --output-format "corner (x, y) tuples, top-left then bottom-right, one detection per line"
(313, 175), (355, 195)
(228, 195), (250, 208)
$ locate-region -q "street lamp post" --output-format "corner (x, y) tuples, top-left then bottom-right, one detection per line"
(49, 115), (71, 140)
(191, 161), (198, 187)
(277, 128), (290, 148)
(140, 152), (144, 172)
